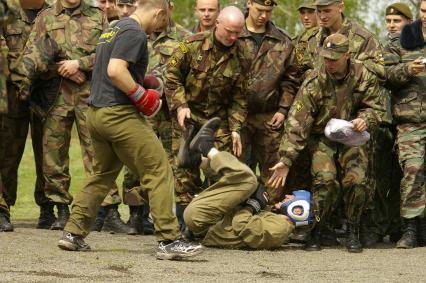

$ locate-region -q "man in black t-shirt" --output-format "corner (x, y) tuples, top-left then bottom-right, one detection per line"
(57, 0), (203, 260)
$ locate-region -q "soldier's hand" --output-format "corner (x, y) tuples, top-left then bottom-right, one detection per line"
(57, 60), (80, 77)
(408, 58), (426, 75)
(351, 118), (367, 132)
(268, 162), (289, 189)
(177, 106), (191, 129)
(67, 70), (87, 85)
(270, 112), (285, 129)
(231, 131), (242, 157)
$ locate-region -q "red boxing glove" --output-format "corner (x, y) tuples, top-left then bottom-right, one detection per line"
(128, 84), (162, 117)
(143, 75), (163, 94)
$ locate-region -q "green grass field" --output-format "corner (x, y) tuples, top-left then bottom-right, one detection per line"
(10, 126), (127, 221)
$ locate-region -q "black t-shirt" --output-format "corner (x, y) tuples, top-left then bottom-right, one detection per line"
(87, 17), (148, 107)
(249, 31), (265, 51)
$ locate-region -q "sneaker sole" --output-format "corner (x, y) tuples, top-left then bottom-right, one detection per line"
(57, 240), (91, 251)
(156, 247), (204, 260)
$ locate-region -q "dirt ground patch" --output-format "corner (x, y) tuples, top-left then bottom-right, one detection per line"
(1, 221), (426, 282)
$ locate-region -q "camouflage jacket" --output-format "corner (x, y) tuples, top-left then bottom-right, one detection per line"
(385, 21), (426, 123)
(148, 22), (191, 79)
(0, 0), (20, 113)
(279, 61), (387, 167)
(302, 17), (385, 79)
(293, 26), (319, 74)
(4, 6), (48, 71)
(164, 30), (248, 132)
(238, 22), (299, 115)
(12, 0), (106, 113)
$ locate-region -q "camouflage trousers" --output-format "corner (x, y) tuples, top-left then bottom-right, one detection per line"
(240, 112), (284, 203)
(309, 136), (371, 225)
(396, 123), (426, 219)
(42, 104), (94, 204)
(100, 108), (173, 207)
(184, 151), (294, 249)
(171, 113), (232, 205)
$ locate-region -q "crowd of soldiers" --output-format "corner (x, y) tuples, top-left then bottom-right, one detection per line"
(0, 0), (425, 256)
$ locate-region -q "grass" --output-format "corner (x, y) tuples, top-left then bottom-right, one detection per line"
(10, 126), (126, 221)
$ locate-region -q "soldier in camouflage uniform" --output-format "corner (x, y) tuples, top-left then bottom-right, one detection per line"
(385, 0), (426, 248)
(0, 0), (20, 232)
(302, 0), (385, 79)
(0, 0), (54, 231)
(284, 0), (319, 195)
(11, 0), (107, 230)
(269, 34), (387, 253)
(237, 0), (299, 203)
(362, 3), (413, 247)
(165, 6), (248, 216)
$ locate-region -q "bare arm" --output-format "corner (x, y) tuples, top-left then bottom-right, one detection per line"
(107, 58), (136, 93)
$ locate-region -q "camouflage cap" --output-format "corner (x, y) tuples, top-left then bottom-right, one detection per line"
(386, 3), (413, 20)
(298, 0), (316, 10)
(320, 33), (349, 60)
(117, 0), (136, 4)
(314, 0), (342, 6)
(252, 0), (277, 7)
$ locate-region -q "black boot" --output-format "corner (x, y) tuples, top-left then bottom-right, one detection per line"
(141, 203), (154, 235)
(0, 212), (13, 232)
(91, 207), (107, 232)
(304, 226), (321, 251)
(360, 223), (382, 248)
(396, 218), (417, 249)
(346, 224), (363, 253)
(51, 203), (70, 230)
(102, 205), (129, 234)
(37, 203), (56, 229)
(418, 217), (426, 247)
(127, 206), (143, 235)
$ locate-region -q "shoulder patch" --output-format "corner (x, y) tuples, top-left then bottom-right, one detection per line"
(294, 100), (304, 112)
(178, 42), (188, 54)
(169, 56), (178, 67)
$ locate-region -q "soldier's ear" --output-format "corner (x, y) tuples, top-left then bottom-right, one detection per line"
(338, 2), (345, 14)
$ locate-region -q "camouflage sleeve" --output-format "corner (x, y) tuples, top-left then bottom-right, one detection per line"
(164, 43), (191, 111)
(384, 41), (411, 86)
(10, 12), (58, 94)
(227, 74), (247, 133)
(358, 36), (386, 81)
(78, 14), (108, 72)
(356, 70), (387, 128)
(278, 47), (300, 115)
(279, 79), (318, 167)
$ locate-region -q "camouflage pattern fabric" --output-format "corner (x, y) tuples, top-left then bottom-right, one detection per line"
(385, 32), (426, 219)
(0, 6), (49, 214)
(302, 18), (385, 79)
(238, 22), (299, 203)
(165, 31), (248, 205)
(395, 123), (425, 218)
(12, 0), (107, 204)
(293, 26), (319, 75)
(279, 61), (387, 224)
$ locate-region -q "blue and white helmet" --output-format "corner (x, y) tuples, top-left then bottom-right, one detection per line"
(280, 190), (313, 227)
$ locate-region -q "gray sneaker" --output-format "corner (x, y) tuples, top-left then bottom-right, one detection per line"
(58, 231), (91, 251)
(156, 239), (203, 260)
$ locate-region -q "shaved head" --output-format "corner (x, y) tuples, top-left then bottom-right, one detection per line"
(217, 6), (245, 26)
(214, 6), (245, 46)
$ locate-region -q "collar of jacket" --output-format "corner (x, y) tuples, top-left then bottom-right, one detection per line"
(200, 29), (238, 57)
(19, 3), (48, 24)
(54, 0), (91, 17)
(239, 21), (283, 41)
(400, 19), (424, 50)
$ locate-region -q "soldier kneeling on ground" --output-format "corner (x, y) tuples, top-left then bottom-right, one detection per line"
(178, 117), (313, 249)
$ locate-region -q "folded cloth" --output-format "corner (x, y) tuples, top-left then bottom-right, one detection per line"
(324, 118), (370, 146)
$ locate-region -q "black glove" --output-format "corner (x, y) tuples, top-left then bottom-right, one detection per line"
(245, 183), (269, 214)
